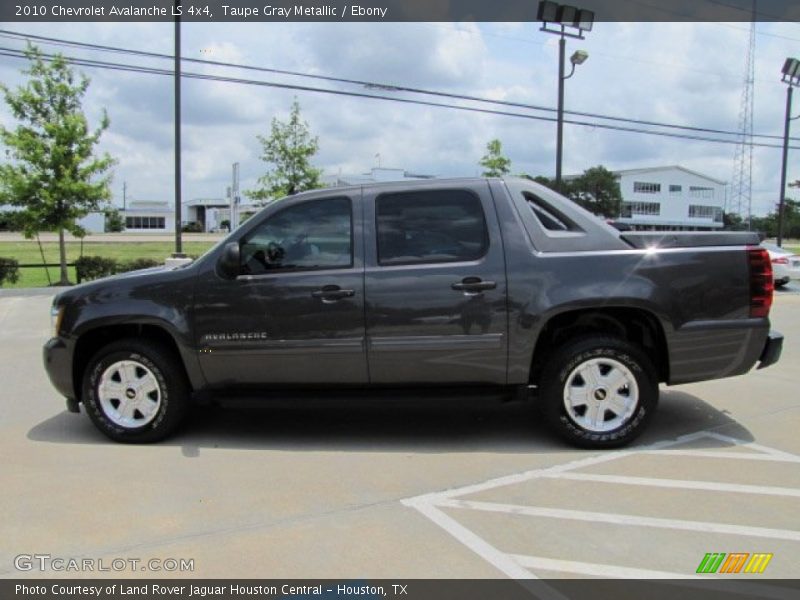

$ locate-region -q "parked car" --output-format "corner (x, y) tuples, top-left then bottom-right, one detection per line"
(44, 178), (783, 448)
(761, 242), (800, 288)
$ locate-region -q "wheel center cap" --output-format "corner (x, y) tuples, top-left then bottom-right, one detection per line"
(125, 388), (136, 400)
(594, 388), (607, 401)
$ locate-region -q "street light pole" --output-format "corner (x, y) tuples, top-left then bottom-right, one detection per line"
(777, 85), (792, 247)
(778, 57), (800, 248)
(538, 1), (593, 192)
(556, 33), (566, 190)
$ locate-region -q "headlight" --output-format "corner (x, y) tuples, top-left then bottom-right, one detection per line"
(50, 305), (65, 338)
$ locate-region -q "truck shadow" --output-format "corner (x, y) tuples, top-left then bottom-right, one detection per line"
(27, 389), (755, 454)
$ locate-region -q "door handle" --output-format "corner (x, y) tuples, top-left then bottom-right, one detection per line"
(311, 285), (355, 301)
(451, 277), (497, 293)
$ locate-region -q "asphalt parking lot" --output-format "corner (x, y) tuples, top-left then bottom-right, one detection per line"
(1, 286), (798, 580)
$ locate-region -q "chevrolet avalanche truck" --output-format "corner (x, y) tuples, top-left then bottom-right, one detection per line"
(43, 178), (783, 448)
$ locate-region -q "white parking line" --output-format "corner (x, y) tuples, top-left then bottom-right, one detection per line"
(402, 430), (800, 579)
(538, 471), (800, 498)
(438, 499), (800, 541)
(641, 449), (800, 463)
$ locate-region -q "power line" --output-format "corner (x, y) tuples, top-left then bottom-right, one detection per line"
(1, 28), (797, 144)
(2, 46), (798, 151)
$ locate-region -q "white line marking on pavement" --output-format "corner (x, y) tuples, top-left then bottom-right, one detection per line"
(538, 471), (800, 497)
(642, 449), (800, 463)
(401, 498), (537, 580)
(509, 553), (699, 579)
(703, 432), (800, 461)
(410, 430), (712, 505)
(402, 430), (800, 579)
(439, 499), (800, 541)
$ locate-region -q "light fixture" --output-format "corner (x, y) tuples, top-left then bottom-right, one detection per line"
(570, 50), (589, 66)
(538, 1), (594, 38)
(781, 57), (800, 86)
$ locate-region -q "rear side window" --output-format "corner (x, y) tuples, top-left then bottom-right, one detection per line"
(523, 191), (582, 232)
(376, 190), (489, 265)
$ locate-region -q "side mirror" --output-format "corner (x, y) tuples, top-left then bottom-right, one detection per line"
(217, 241), (241, 279)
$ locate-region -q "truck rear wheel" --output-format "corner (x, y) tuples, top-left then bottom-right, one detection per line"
(539, 336), (658, 449)
(82, 339), (189, 443)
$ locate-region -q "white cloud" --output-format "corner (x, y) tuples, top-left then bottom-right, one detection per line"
(0, 20), (797, 217)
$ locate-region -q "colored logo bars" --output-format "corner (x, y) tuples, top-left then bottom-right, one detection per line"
(696, 552), (773, 574)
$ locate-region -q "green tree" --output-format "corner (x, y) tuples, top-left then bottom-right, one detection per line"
(479, 139), (511, 177)
(567, 165), (622, 218)
(0, 45), (114, 285)
(105, 207), (125, 233)
(246, 99), (323, 203)
(722, 211), (745, 231)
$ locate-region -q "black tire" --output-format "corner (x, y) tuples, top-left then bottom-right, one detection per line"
(538, 335), (658, 449)
(82, 339), (190, 443)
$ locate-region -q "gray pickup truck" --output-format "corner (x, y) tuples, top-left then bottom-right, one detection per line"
(43, 177), (783, 448)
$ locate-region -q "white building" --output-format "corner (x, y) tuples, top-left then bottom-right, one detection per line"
(183, 197), (260, 232)
(122, 200), (175, 233)
(613, 166), (726, 230)
(326, 167), (436, 187)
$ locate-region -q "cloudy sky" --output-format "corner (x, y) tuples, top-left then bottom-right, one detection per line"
(0, 20), (798, 216)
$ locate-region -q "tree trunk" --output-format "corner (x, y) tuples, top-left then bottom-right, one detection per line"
(58, 227), (70, 285)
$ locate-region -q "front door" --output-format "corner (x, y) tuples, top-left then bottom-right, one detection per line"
(195, 193), (368, 387)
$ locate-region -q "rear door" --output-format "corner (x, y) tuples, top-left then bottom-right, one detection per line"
(363, 181), (508, 384)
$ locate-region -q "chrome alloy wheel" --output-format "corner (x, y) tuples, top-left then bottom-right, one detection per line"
(562, 357), (639, 433)
(97, 360), (162, 428)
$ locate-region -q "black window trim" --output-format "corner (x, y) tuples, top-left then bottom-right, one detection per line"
(374, 187), (490, 267)
(238, 195), (355, 275)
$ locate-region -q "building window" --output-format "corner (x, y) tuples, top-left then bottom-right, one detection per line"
(688, 205), (723, 222)
(669, 184), (682, 195)
(125, 216), (166, 229)
(633, 181), (661, 194)
(689, 186), (714, 199)
(622, 201), (660, 217)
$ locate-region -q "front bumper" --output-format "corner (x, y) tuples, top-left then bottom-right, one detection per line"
(43, 337), (75, 401)
(757, 330), (783, 369)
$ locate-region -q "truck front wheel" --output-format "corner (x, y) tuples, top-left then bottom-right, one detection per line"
(539, 336), (658, 449)
(82, 339), (190, 443)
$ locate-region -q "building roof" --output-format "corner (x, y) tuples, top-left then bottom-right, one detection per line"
(612, 165), (727, 186)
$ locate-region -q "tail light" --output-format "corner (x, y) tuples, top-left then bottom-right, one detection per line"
(772, 256), (789, 265)
(748, 247), (773, 318)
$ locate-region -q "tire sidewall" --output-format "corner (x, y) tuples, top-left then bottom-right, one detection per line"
(82, 342), (184, 443)
(542, 338), (658, 448)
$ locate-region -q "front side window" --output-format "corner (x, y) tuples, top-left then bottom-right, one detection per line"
(240, 197), (352, 274)
(376, 190), (488, 265)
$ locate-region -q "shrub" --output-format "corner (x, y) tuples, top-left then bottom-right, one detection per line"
(105, 208), (125, 233)
(75, 256), (117, 283)
(0, 257), (20, 287)
(181, 221), (203, 233)
(117, 258), (161, 273)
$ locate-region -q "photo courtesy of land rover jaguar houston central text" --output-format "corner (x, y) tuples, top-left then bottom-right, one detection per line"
(43, 178), (784, 448)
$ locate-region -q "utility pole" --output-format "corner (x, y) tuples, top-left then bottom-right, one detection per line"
(230, 162), (240, 231)
(122, 181), (127, 211)
(173, 16), (184, 256)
